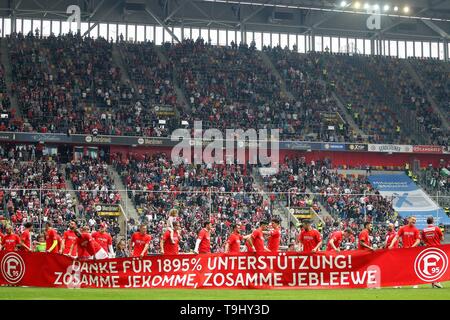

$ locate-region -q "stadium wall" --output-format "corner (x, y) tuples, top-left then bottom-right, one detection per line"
(109, 146), (449, 168)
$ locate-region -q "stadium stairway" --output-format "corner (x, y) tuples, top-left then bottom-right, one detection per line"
(328, 87), (366, 138)
(60, 164), (81, 218)
(112, 44), (138, 96)
(403, 59), (450, 132)
(107, 164), (139, 223)
(0, 38), (21, 118)
(257, 50), (295, 101)
(153, 45), (190, 112)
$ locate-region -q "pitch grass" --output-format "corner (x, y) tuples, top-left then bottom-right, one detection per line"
(1, 282), (450, 300)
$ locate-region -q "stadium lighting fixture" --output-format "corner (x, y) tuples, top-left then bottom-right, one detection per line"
(393, 5), (398, 11)
(363, 3), (370, 10)
(383, 4), (390, 11)
(340, 1), (347, 7)
(354, 1), (361, 9)
(403, 6), (410, 13)
(373, 4), (380, 10)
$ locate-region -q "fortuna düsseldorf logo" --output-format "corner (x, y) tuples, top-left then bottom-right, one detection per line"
(414, 248), (449, 282)
(1, 252), (26, 284)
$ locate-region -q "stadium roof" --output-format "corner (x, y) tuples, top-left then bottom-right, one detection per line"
(0, 0), (449, 41)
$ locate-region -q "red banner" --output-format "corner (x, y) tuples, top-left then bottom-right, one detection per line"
(1, 246), (450, 289)
(413, 145), (443, 154)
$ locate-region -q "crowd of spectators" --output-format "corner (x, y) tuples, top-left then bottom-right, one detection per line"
(113, 151), (276, 253)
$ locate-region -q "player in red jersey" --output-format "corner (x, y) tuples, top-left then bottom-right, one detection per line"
(61, 221), (78, 257)
(265, 217), (281, 253)
(247, 221), (271, 253)
(161, 221), (181, 255)
(20, 222), (33, 251)
(194, 221), (212, 254)
(298, 220), (322, 253)
(45, 221), (60, 253)
(130, 224), (152, 257)
(385, 223), (399, 249)
(225, 224), (245, 254)
(73, 225), (108, 260)
(421, 217), (445, 289)
(358, 222), (374, 251)
(92, 222), (114, 258)
(326, 228), (353, 252)
(1, 225), (21, 252)
(389, 216), (420, 249)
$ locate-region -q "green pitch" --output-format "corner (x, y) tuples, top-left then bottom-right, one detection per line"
(1, 282), (450, 300)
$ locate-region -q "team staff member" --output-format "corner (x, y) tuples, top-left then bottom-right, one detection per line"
(45, 221), (60, 253)
(130, 224), (152, 257)
(421, 216), (444, 289)
(298, 220), (322, 253)
(389, 216), (420, 249)
(194, 221), (212, 254)
(1, 225), (21, 252)
(161, 221), (181, 255)
(358, 222), (374, 251)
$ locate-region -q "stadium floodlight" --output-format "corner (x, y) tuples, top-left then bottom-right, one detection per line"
(340, 1), (347, 7)
(373, 4), (380, 10)
(403, 6), (410, 13)
(383, 4), (390, 11)
(363, 3), (370, 10)
(393, 5), (399, 11)
(354, 1), (361, 9)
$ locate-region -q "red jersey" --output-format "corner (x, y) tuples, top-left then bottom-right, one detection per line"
(386, 230), (399, 249)
(20, 229), (32, 251)
(227, 232), (242, 254)
(63, 230), (78, 256)
(45, 228), (59, 253)
(326, 231), (343, 251)
(131, 232), (152, 257)
(358, 229), (371, 250)
(162, 230), (180, 255)
(2, 234), (21, 252)
(92, 231), (112, 252)
(398, 225), (420, 248)
(0, 233), (3, 247)
(421, 225), (443, 247)
(267, 228), (281, 252)
(251, 228), (265, 252)
(197, 228), (211, 254)
(77, 232), (103, 257)
(299, 229), (322, 253)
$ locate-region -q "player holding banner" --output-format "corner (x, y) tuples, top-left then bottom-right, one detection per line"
(421, 216), (444, 289)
